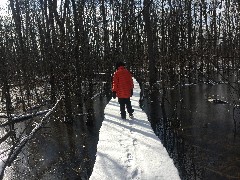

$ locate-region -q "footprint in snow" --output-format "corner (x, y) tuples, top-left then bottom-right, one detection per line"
(131, 168), (140, 179)
(127, 153), (133, 160)
(133, 139), (137, 145)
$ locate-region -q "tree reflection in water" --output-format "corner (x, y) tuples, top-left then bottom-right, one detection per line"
(142, 82), (240, 180)
(4, 96), (109, 180)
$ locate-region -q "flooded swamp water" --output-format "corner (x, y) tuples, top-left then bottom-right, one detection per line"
(2, 95), (109, 180)
(1, 72), (240, 180)
(141, 73), (240, 180)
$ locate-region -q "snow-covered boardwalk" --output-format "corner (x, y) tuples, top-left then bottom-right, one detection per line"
(90, 79), (180, 180)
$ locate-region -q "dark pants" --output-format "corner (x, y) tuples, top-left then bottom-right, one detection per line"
(118, 98), (134, 118)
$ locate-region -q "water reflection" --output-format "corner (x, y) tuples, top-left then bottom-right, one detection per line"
(143, 82), (240, 180)
(3, 96), (109, 180)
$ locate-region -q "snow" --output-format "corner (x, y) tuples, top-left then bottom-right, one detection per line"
(0, 156), (7, 175)
(0, 147), (8, 178)
(90, 78), (180, 180)
(0, 0), (7, 7)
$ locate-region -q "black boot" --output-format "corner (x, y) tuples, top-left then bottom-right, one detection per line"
(121, 112), (126, 119)
(129, 109), (134, 116)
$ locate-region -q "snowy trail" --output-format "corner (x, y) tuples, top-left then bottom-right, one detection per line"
(90, 79), (180, 180)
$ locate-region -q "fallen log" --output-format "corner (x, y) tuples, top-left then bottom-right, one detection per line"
(0, 98), (61, 179)
(0, 110), (49, 127)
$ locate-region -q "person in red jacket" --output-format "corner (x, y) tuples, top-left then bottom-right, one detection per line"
(112, 62), (134, 119)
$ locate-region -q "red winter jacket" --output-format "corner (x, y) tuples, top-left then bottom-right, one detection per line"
(112, 66), (134, 98)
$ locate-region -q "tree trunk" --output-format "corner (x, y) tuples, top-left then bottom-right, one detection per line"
(143, 0), (157, 86)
